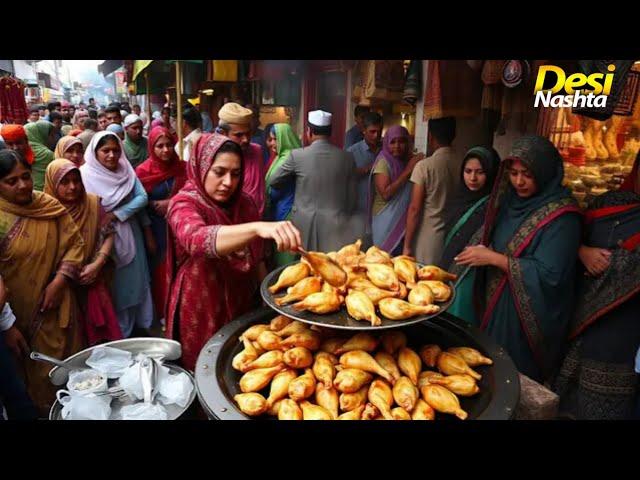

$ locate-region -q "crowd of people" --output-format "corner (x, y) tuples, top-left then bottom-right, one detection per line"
(0, 98), (639, 421)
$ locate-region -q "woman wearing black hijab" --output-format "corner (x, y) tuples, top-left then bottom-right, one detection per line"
(439, 146), (500, 270)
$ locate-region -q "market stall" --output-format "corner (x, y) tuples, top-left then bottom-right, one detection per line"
(546, 66), (640, 208)
(351, 60), (418, 137)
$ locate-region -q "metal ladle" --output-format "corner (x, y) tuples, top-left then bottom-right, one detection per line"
(30, 351), (74, 371)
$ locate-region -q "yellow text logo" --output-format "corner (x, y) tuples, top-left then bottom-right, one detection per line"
(533, 64), (615, 95)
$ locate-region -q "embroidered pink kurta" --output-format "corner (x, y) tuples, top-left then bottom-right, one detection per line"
(165, 134), (263, 371)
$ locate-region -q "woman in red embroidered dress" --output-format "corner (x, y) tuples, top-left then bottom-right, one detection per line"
(165, 133), (302, 371)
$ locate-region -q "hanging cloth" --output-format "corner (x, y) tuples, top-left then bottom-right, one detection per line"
(403, 60), (422, 106)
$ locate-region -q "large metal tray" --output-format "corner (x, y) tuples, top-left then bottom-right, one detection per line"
(195, 307), (520, 421)
(49, 364), (196, 421)
(48, 338), (182, 386)
(261, 263), (455, 331)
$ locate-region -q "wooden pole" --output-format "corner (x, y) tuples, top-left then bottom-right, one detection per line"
(145, 70), (151, 135)
(176, 61), (184, 161)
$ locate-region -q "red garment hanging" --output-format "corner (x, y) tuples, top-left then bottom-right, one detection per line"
(0, 76), (28, 124)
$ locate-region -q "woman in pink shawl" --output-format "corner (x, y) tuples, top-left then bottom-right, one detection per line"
(165, 133), (302, 371)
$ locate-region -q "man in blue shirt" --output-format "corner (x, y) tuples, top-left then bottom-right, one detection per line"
(347, 111), (383, 214)
(344, 105), (370, 149)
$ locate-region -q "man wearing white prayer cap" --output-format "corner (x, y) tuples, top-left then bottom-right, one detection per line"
(266, 109), (367, 251)
(216, 102), (266, 216)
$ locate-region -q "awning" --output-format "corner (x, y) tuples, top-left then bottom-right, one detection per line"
(98, 60), (124, 77)
(132, 60), (154, 82)
(132, 60), (203, 82)
(130, 61), (172, 95)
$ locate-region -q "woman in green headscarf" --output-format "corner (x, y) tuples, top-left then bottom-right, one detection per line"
(24, 120), (56, 191)
(264, 123), (302, 266)
(453, 136), (582, 382)
(122, 114), (148, 168)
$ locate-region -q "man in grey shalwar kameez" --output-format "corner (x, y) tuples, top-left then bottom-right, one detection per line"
(267, 110), (366, 252)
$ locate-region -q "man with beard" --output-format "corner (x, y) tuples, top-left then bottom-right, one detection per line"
(216, 102), (266, 217)
(61, 102), (72, 125)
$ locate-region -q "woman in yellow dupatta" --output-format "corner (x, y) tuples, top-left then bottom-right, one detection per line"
(0, 150), (85, 415)
(44, 159), (122, 346)
(53, 135), (85, 167)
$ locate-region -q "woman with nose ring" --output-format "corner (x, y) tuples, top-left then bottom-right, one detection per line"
(80, 131), (154, 338)
(165, 133), (303, 371)
(135, 127), (187, 325)
(453, 136), (582, 383)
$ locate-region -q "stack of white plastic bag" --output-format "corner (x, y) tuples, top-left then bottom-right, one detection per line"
(156, 367), (193, 408)
(58, 368), (112, 420)
(56, 346), (193, 421)
(117, 353), (194, 419)
(85, 346), (133, 378)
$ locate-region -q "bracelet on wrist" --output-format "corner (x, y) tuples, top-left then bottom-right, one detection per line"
(96, 252), (109, 262)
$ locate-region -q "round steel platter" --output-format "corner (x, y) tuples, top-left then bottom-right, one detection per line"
(261, 262), (456, 331)
(195, 307), (520, 420)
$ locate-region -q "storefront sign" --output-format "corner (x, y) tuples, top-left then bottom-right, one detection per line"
(533, 64), (615, 108)
(115, 70), (127, 94)
(42, 87), (64, 102)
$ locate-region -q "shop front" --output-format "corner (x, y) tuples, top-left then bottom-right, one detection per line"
(540, 62), (640, 208)
(417, 60), (640, 204)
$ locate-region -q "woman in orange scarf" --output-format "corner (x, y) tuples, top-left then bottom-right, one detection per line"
(0, 150), (85, 415)
(0, 124), (35, 165)
(44, 159), (123, 346)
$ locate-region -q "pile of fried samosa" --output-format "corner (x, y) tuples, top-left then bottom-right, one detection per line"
(232, 320), (493, 420)
(268, 240), (457, 325)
